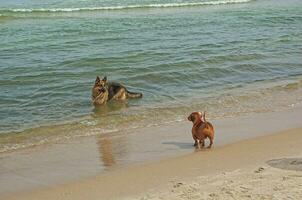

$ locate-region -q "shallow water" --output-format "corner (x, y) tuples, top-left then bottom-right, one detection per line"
(0, 0), (302, 152)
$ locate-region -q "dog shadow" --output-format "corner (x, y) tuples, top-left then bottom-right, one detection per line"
(162, 141), (194, 150)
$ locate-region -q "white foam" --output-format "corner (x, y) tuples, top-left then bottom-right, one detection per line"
(6, 0), (253, 13)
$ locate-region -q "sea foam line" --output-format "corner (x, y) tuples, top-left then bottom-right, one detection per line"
(2, 0), (252, 13)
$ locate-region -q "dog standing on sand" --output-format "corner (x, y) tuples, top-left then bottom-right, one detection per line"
(92, 76), (143, 105)
(188, 111), (214, 149)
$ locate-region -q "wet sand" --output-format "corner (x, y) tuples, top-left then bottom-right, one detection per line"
(3, 127), (302, 200)
(1, 106), (302, 199)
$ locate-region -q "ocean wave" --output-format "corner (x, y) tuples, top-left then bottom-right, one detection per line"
(0, 0), (253, 13)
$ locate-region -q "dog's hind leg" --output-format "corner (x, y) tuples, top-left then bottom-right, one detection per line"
(112, 88), (127, 100)
(201, 140), (205, 148)
(207, 137), (213, 148)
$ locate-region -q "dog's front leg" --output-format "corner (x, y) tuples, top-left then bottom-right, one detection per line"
(196, 139), (201, 149)
(193, 135), (198, 146)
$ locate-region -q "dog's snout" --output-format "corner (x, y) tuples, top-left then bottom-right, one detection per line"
(99, 87), (105, 93)
(188, 115), (193, 121)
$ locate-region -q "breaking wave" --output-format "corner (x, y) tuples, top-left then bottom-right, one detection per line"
(0, 0), (253, 13)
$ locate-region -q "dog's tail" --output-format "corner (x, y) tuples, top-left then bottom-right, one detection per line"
(203, 111), (209, 129)
(126, 90), (143, 98)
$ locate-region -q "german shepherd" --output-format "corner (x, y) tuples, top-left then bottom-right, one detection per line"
(92, 76), (143, 105)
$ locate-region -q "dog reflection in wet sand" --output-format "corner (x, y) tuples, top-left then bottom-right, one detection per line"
(188, 111), (214, 149)
(98, 138), (115, 167)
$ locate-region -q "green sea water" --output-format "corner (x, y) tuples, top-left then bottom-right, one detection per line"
(0, 0), (302, 152)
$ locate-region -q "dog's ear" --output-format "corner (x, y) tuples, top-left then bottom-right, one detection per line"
(95, 76), (101, 85)
(102, 76), (107, 82)
(190, 114), (195, 122)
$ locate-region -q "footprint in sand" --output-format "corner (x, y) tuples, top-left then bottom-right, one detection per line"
(173, 182), (184, 188)
(254, 167), (265, 173)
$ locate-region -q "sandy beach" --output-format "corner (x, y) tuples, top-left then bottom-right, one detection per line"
(1, 0), (302, 199)
(2, 106), (302, 200)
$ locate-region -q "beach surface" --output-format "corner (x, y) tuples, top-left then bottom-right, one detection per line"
(1, 0), (302, 199)
(1, 106), (302, 200)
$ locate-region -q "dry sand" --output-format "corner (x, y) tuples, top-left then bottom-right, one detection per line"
(3, 127), (302, 200)
(134, 166), (302, 200)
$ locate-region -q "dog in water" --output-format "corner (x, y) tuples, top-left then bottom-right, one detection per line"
(92, 76), (143, 105)
(188, 111), (214, 149)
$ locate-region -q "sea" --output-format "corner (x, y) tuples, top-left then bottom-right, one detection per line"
(0, 0), (302, 153)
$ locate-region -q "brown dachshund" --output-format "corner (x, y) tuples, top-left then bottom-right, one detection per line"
(188, 112), (214, 149)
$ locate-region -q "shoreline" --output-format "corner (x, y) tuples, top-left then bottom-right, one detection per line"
(3, 127), (302, 200)
(1, 106), (302, 199)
